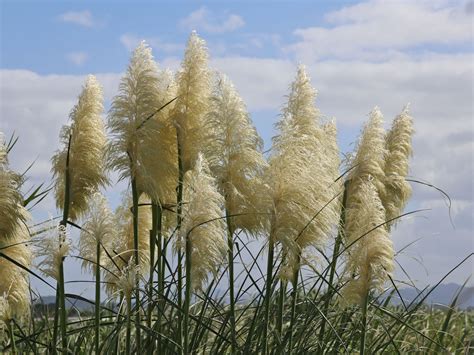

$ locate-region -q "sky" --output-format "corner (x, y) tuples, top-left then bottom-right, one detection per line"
(0, 0), (473, 298)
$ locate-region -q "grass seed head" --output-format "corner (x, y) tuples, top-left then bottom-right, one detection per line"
(79, 192), (117, 274)
(180, 154), (227, 290)
(206, 73), (269, 234)
(382, 105), (414, 228)
(173, 31), (212, 173)
(51, 75), (107, 221)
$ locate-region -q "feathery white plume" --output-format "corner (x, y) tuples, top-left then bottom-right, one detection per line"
(102, 192), (152, 296)
(179, 154), (227, 290)
(0, 135), (27, 241)
(107, 41), (171, 201)
(346, 107), (387, 205)
(79, 193), (117, 274)
(268, 66), (341, 280)
(342, 180), (394, 306)
(51, 75), (107, 220)
(36, 224), (70, 281)
(382, 105), (414, 228)
(173, 31), (212, 172)
(0, 136), (32, 322)
(206, 73), (269, 234)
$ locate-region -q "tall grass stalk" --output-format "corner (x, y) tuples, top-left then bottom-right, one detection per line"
(9, 319), (16, 355)
(94, 239), (101, 354)
(147, 203), (160, 353)
(184, 230), (192, 354)
(52, 288), (59, 353)
(276, 280), (286, 348)
(131, 178), (141, 353)
(158, 225), (166, 342)
(176, 131), (184, 353)
(58, 134), (72, 354)
(318, 181), (348, 348)
(225, 210), (236, 353)
(262, 235), (275, 354)
(125, 294), (132, 355)
(360, 291), (370, 355)
(287, 254), (300, 354)
(57, 258), (67, 354)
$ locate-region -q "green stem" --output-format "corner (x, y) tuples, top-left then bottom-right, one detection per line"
(318, 181), (348, 351)
(276, 280), (286, 348)
(184, 232), (192, 354)
(9, 319), (16, 355)
(52, 286), (59, 354)
(147, 204), (159, 353)
(94, 240), (101, 355)
(262, 237), (275, 355)
(157, 221), (164, 352)
(58, 134), (71, 355)
(126, 294), (132, 355)
(287, 255), (300, 355)
(360, 291), (369, 355)
(225, 210), (236, 354)
(58, 259), (67, 354)
(176, 131), (184, 353)
(131, 178), (141, 353)
(115, 293), (124, 354)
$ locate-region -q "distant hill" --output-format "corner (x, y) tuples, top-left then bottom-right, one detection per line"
(35, 283), (474, 311)
(389, 283), (474, 309)
(35, 295), (95, 312)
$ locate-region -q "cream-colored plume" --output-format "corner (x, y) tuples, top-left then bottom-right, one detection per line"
(0, 133), (6, 164)
(179, 154), (227, 290)
(0, 136), (28, 241)
(51, 75), (107, 221)
(382, 105), (414, 228)
(341, 180), (394, 306)
(0, 295), (9, 337)
(206, 73), (269, 234)
(78, 193), (117, 275)
(36, 224), (70, 281)
(102, 192), (152, 296)
(0, 136), (32, 322)
(107, 41), (171, 201)
(346, 107), (387, 205)
(115, 261), (141, 302)
(0, 241), (31, 322)
(173, 31), (212, 172)
(137, 68), (179, 206)
(267, 65), (341, 281)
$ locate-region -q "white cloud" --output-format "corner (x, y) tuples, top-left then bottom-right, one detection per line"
(119, 34), (182, 54)
(288, 0), (472, 61)
(0, 69), (120, 186)
(58, 10), (95, 28)
(66, 51), (88, 66)
(179, 7), (244, 33)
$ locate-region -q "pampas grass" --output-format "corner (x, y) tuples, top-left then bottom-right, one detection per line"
(51, 75), (107, 221)
(2, 32), (472, 355)
(383, 105), (414, 228)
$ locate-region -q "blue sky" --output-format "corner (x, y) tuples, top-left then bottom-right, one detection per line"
(1, 0), (473, 298)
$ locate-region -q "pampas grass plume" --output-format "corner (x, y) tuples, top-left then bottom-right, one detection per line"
(51, 75), (107, 220)
(180, 154), (227, 290)
(173, 31), (212, 172)
(342, 180), (394, 306)
(268, 65), (340, 280)
(382, 105), (414, 228)
(79, 192), (117, 274)
(206, 73), (269, 234)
